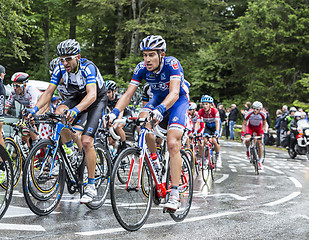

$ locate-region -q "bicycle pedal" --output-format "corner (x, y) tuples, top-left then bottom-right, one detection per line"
(163, 207), (176, 214)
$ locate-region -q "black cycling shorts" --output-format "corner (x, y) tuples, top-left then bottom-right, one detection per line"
(60, 95), (107, 138)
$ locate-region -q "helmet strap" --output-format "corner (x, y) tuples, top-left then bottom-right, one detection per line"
(153, 50), (163, 73)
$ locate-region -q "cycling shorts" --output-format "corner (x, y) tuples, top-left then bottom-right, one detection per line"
(245, 124), (264, 136)
(203, 125), (217, 137)
(143, 95), (189, 132)
(60, 95), (107, 138)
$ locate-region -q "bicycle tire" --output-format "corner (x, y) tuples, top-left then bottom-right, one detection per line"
(0, 144), (14, 219)
(5, 137), (22, 188)
(211, 146), (217, 181)
(168, 150), (193, 222)
(110, 147), (153, 231)
(22, 139), (65, 216)
(86, 142), (111, 210)
(184, 148), (195, 176)
(250, 147), (259, 175)
(202, 146), (211, 183)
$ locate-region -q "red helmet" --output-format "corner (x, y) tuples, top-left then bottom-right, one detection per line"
(11, 72), (29, 84)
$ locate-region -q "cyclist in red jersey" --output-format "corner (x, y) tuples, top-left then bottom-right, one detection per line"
(241, 101), (266, 169)
(195, 95), (222, 167)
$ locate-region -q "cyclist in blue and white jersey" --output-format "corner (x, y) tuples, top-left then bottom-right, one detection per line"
(108, 35), (189, 211)
(30, 39), (108, 204)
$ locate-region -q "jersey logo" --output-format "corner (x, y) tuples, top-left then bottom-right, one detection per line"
(87, 127), (94, 134)
(172, 116), (179, 122)
(161, 73), (166, 80)
(171, 60), (179, 70)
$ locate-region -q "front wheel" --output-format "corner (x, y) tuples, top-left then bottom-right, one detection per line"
(22, 139), (65, 216)
(110, 147), (153, 231)
(5, 137), (22, 188)
(288, 147), (297, 159)
(0, 145), (14, 219)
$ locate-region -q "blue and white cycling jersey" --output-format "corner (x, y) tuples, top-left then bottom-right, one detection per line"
(131, 56), (189, 100)
(50, 58), (106, 99)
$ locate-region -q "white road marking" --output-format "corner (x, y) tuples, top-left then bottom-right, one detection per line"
(263, 165), (284, 174)
(208, 193), (249, 201)
(288, 177), (302, 188)
(214, 174), (229, 184)
(263, 192), (301, 207)
(75, 211), (240, 236)
(0, 223), (45, 232)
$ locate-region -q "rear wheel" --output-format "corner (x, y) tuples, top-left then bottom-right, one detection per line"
(251, 147), (259, 175)
(202, 146), (212, 183)
(110, 147), (153, 231)
(22, 139), (65, 216)
(86, 142), (111, 210)
(5, 137), (22, 187)
(168, 150), (193, 222)
(0, 145), (14, 219)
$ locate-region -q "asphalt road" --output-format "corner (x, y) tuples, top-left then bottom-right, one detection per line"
(1, 140), (309, 240)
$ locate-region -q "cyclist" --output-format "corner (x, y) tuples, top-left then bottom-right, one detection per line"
(195, 95), (222, 167)
(241, 101), (266, 169)
(30, 39), (108, 204)
(186, 102), (204, 150)
(0, 65), (6, 147)
(5, 72), (43, 147)
(105, 80), (128, 154)
(289, 111), (302, 154)
(108, 35), (189, 211)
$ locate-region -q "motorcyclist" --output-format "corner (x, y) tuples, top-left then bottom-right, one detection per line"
(289, 111), (302, 153)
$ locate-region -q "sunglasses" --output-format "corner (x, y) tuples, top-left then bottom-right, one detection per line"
(59, 55), (78, 62)
(13, 84), (22, 88)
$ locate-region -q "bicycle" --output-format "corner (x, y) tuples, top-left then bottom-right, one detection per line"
(22, 112), (112, 215)
(0, 144), (14, 219)
(243, 134), (262, 175)
(110, 116), (193, 231)
(3, 121), (30, 187)
(188, 134), (203, 175)
(201, 134), (217, 183)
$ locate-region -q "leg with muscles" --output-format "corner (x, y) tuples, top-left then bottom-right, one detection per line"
(164, 128), (183, 210)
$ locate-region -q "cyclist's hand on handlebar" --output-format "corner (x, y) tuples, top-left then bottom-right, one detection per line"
(66, 107), (79, 123)
(214, 130), (219, 138)
(152, 109), (163, 123)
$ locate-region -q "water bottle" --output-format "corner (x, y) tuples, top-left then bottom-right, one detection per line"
(150, 152), (161, 174)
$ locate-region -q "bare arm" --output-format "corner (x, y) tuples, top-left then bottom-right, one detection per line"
(161, 79), (180, 110)
(35, 84), (57, 110)
(75, 84), (97, 112)
(115, 84), (138, 112)
(241, 119), (247, 132)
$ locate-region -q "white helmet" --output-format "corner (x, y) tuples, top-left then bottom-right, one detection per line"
(140, 35), (166, 52)
(189, 102), (197, 110)
(290, 107), (297, 112)
(252, 101), (263, 110)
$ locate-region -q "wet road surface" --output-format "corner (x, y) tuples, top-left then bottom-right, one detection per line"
(2, 140), (309, 239)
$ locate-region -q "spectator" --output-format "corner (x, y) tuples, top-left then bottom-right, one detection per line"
(218, 103), (226, 137)
(274, 109), (282, 147)
(241, 101), (252, 116)
(229, 104), (239, 140)
(301, 111), (308, 121)
(263, 107), (271, 145)
(225, 107), (230, 139)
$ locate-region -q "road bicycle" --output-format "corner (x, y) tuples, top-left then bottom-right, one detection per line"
(188, 134), (203, 175)
(201, 134), (217, 183)
(0, 144), (14, 219)
(22, 112), (111, 215)
(243, 134), (262, 175)
(3, 121), (30, 187)
(110, 116), (193, 231)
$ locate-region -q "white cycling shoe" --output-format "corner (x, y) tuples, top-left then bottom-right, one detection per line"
(80, 184), (97, 204)
(163, 195), (180, 211)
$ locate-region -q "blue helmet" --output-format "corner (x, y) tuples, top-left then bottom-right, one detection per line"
(140, 35), (166, 52)
(201, 95), (213, 103)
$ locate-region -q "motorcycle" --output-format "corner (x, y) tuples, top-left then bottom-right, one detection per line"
(288, 119), (309, 160)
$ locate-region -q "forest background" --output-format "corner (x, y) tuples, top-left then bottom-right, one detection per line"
(1, 0), (309, 125)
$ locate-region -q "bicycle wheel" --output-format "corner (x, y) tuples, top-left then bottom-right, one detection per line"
(250, 147), (259, 175)
(168, 150), (193, 222)
(110, 147), (153, 231)
(116, 148), (133, 184)
(0, 145), (14, 219)
(184, 148), (195, 176)
(22, 139), (65, 216)
(5, 137), (22, 187)
(86, 142), (111, 210)
(211, 147), (217, 180)
(201, 146), (211, 183)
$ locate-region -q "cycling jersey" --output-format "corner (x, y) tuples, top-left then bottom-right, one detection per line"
(107, 92), (121, 110)
(142, 83), (153, 102)
(197, 107), (220, 129)
(0, 79), (5, 121)
(6, 85), (42, 109)
(244, 109), (266, 127)
(51, 58), (106, 100)
(132, 56), (189, 130)
(188, 111), (204, 134)
(131, 56), (189, 100)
